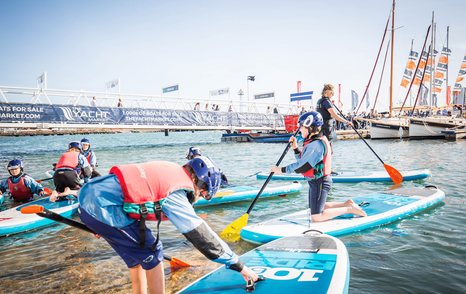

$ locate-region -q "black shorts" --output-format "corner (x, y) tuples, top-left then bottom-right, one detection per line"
(53, 169), (81, 193)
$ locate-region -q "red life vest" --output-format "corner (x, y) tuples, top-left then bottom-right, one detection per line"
(85, 152), (92, 165)
(56, 151), (79, 169)
(109, 161), (194, 221)
(8, 176), (34, 201)
(301, 136), (332, 179)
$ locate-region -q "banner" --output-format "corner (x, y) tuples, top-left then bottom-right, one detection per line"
(162, 84), (179, 93)
(254, 92), (274, 99)
(0, 102), (284, 129)
(210, 88), (229, 96)
(351, 90), (359, 111)
(290, 91), (313, 102)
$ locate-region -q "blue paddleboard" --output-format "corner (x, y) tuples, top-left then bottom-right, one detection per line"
(179, 232), (349, 294)
(256, 169), (431, 183)
(194, 182), (302, 207)
(0, 196), (78, 236)
(241, 186), (444, 244)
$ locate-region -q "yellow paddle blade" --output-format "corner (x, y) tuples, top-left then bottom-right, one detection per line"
(220, 213), (249, 242)
(384, 163), (403, 185)
(214, 190), (235, 197)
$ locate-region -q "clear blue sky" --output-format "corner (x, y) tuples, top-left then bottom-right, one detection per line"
(1, 0), (465, 111)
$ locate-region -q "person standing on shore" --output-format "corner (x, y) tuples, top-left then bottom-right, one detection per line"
(271, 111), (366, 223)
(316, 84), (353, 151)
(0, 159), (45, 202)
(78, 157), (258, 294)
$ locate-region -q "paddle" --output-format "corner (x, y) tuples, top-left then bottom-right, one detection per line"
(20, 205), (191, 270)
(331, 103), (403, 185)
(37, 177), (53, 183)
(220, 128), (300, 242)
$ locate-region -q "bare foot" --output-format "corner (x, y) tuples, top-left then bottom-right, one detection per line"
(350, 203), (367, 217)
(344, 199), (355, 206)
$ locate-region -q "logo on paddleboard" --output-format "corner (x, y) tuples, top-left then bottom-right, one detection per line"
(143, 255), (154, 263)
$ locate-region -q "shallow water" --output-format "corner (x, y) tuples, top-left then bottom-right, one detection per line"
(0, 131), (464, 293)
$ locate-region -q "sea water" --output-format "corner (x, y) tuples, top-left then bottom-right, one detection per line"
(0, 131), (464, 293)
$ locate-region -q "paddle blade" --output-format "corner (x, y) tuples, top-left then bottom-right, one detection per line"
(20, 205), (44, 214)
(384, 163), (403, 185)
(169, 257), (191, 270)
(220, 213), (249, 242)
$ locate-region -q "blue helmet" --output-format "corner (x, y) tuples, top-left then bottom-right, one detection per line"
(298, 111), (324, 128)
(7, 159), (23, 171)
(68, 141), (81, 151)
(186, 146), (202, 160)
(186, 156), (221, 200)
(81, 138), (90, 144)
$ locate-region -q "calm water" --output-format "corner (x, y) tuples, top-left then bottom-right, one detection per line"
(0, 131), (464, 293)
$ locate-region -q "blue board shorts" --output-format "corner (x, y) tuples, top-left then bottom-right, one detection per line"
(79, 208), (163, 270)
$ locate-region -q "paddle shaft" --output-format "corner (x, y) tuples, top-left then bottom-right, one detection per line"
(330, 103), (385, 165)
(37, 177), (53, 183)
(246, 129), (300, 214)
(36, 208), (175, 263)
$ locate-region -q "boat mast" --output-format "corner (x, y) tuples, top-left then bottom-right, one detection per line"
(389, 0), (395, 116)
(429, 11), (435, 109)
(446, 26), (449, 105)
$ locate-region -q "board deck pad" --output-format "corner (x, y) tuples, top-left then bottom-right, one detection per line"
(179, 234), (349, 294)
(194, 182), (302, 207)
(241, 187), (445, 245)
(256, 169), (431, 183)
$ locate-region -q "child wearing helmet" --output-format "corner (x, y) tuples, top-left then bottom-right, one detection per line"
(186, 146), (229, 186)
(50, 141), (92, 201)
(80, 138), (101, 178)
(78, 156), (258, 293)
(0, 159), (45, 202)
(271, 111), (366, 222)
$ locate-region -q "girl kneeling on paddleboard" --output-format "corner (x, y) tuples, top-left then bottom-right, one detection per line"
(79, 156), (258, 294)
(271, 111), (366, 222)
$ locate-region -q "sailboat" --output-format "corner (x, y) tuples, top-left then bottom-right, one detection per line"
(407, 24), (466, 139)
(365, 0), (410, 139)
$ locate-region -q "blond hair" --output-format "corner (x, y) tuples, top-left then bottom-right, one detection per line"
(321, 84), (334, 97)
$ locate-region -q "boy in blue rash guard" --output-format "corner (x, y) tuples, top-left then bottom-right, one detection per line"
(79, 156), (258, 294)
(0, 159), (45, 202)
(80, 138), (101, 178)
(271, 111), (366, 223)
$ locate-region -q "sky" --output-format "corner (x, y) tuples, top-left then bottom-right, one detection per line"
(0, 0), (465, 112)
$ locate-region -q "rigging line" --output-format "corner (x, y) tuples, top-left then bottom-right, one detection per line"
(372, 39), (391, 114)
(399, 25), (431, 113)
(355, 8), (392, 115)
(412, 45), (432, 112)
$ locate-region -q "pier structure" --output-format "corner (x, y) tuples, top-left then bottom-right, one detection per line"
(0, 85), (307, 134)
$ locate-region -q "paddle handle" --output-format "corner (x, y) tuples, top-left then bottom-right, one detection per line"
(245, 129), (300, 214)
(331, 103), (385, 165)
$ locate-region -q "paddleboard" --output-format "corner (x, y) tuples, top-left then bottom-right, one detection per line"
(256, 169), (431, 183)
(179, 231), (349, 294)
(241, 186), (444, 245)
(194, 182), (302, 207)
(0, 195), (78, 236)
(0, 193), (4, 206)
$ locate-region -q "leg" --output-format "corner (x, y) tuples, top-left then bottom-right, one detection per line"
(324, 199), (354, 209)
(312, 204), (367, 222)
(146, 262), (165, 294)
(129, 265), (148, 294)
